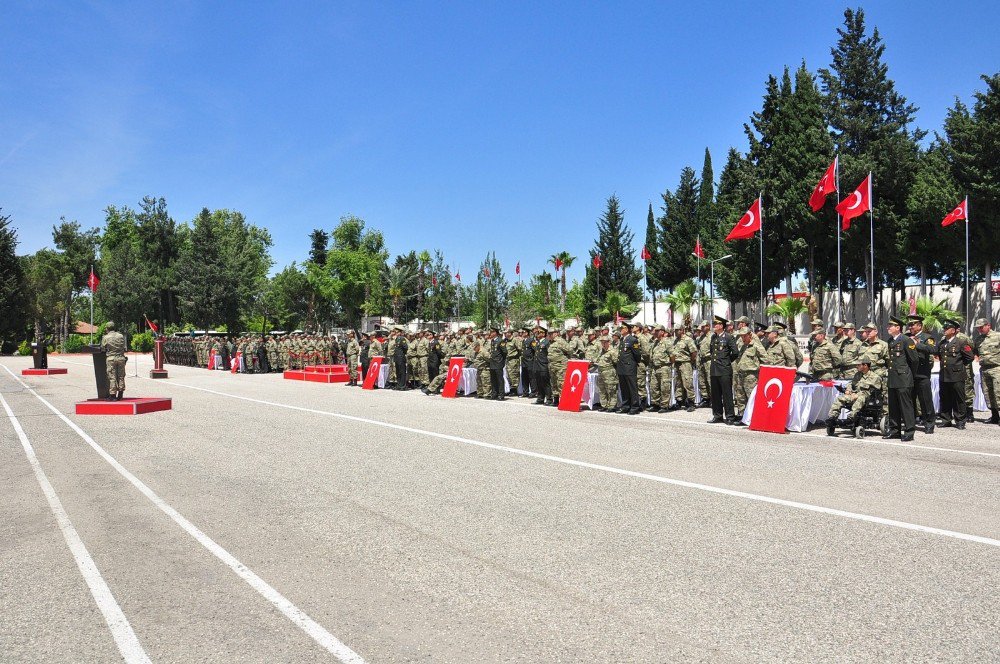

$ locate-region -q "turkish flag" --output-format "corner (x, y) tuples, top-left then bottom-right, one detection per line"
(441, 357), (464, 398)
(432, 275), (438, 287)
(207, 349), (217, 370)
(455, 271), (461, 282)
(692, 237), (705, 259)
(87, 268), (100, 292)
(725, 197), (762, 241)
(640, 245), (651, 261)
(483, 267), (491, 278)
(941, 198), (967, 227)
(144, 315), (158, 333)
(515, 261), (520, 275)
(231, 351), (241, 373)
(809, 157), (838, 212)
(593, 255), (602, 269)
(749, 365), (796, 433)
(362, 356), (384, 389)
(558, 360), (590, 412)
(835, 174), (871, 231)
(554, 257), (563, 271)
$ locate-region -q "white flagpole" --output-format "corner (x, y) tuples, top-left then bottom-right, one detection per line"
(965, 195), (970, 328)
(835, 157), (842, 319)
(759, 193), (764, 318)
(868, 173), (875, 323)
(89, 265), (94, 345)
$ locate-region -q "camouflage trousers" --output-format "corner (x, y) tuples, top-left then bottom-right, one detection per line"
(982, 366), (1000, 411)
(549, 363), (566, 400)
(107, 357), (127, 393)
(734, 371), (757, 416)
(598, 370), (618, 409)
(650, 365), (671, 409)
(477, 366), (492, 398)
(698, 363), (710, 402)
(637, 362), (648, 400)
(828, 392), (869, 419)
(347, 355), (359, 382)
(416, 357), (429, 386)
(505, 359), (520, 392)
(673, 362), (695, 404)
(427, 370), (447, 393)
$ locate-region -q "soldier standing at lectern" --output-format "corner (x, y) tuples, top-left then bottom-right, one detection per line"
(101, 321), (128, 401)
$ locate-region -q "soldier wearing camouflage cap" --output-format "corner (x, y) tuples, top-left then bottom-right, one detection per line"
(974, 317), (1000, 424)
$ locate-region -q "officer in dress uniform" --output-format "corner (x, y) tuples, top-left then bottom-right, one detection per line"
(884, 316), (918, 441)
(936, 319), (974, 429)
(533, 327), (552, 405)
(488, 328), (507, 401)
(521, 326), (535, 398)
(708, 315), (739, 425)
(616, 322), (642, 414)
(906, 314), (937, 433)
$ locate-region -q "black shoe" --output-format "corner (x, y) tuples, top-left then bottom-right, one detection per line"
(708, 416), (723, 424)
(420, 388), (429, 395)
(725, 417), (740, 426)
(883, 430), (900, 439)
(533, 400), (545, 405)
(686, 405), (696, 413)
(901, 432), (915, 442)
(647, 405), (661, 413)
(924, 424), (934, 434)
(627, 409), (640, 415)
(826, 418), (837, 436)
(965, 413), (975, 424)
(956, 421), (966, 430)
(936, 418), (952, 427)
(988, 411), (999, 424)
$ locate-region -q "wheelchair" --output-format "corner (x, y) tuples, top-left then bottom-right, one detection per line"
(831, 391), (887, 439)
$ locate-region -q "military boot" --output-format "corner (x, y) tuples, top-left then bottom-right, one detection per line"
(826, 417), (837, 437)
(989, 409), (1000, 425)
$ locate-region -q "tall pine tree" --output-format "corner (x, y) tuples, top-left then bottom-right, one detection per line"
(654, 167), (700, 290)
(0, 210), (26, 342)
(581, 195), (643, 325)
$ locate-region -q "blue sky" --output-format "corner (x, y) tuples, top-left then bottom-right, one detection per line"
(2, 1), (998, 285)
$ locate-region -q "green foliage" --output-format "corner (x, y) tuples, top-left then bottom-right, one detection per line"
(472, 252), (509, 328)
(654, 167), (700, 289)
(0, 210), (27, 342)
(663, 280), (711, 326)
(324, 215), (388, 326)
(766, 297), (809, 333)
(598, 291), (639, 321)
(581, 195), (643, 325)
(130, 330), (155, 352)
(896, 297), (962, 332)
(17, 340), (31, 356)
(64, 334), (88, 353)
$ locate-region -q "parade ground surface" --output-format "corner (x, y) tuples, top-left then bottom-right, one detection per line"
(1, 354), (997, 663)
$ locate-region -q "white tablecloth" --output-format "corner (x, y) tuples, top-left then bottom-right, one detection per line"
(580, 369), (703, 410)
(458, 366), (510, 396)
(742, 380), (847, 432)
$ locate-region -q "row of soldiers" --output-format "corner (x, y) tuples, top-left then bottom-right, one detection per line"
(164, 334), (346, 372)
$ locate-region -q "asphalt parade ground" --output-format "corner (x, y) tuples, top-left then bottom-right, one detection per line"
(1, 354), (998, 663)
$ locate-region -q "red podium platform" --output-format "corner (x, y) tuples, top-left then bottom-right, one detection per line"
(75, 397), (173, 415)
(283, 369), (349, 383)
(22, 368), (68, 376)
(303, 364), (348, 374)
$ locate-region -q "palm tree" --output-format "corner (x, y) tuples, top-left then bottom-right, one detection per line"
(384, 263), (416, 323)
(549, 251), (575, 311)
(766, 297), (808, 334)
(598, 291), (638, 324)
(897, 296), (962, 332)
(663, 279), (712, 327)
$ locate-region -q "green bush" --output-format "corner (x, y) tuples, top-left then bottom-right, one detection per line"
(64, 334), (88, 353)
(17, 340), (31, 356)
(130, 331), (155, 352)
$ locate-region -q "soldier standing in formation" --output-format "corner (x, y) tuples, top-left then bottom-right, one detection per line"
(504, 329), (520, 396)
(345, 331), (360, 386)
(975, 318), (1000, 424)
(616, 322), (641, 415)
(809, 329), (842, 381)
(696, 320), (712, 406)
(533, 327), (551, 405)
(672, 324), (698, 411)
(906, 315), (938, 433)
(838, 323), (863, 380)
(489, 328), (507, 401)
(733, 325), (767, 421)
(648, 325), (672, 413)
(594, 334), (619, 412)
(708, 316), (739, 425)
(520, 326), (535, 397)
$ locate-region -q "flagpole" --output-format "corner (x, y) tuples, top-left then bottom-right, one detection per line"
(759, 193), (764, 319)
(835, 157), (842, 319)
(965, 195), (970, 328)
(89, 265), (94, 345)
(696, 234), (702, 321)
(868, 172), (875, 323)
(643, 261), (648, 326)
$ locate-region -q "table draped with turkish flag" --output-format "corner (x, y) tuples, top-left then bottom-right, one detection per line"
(362, 356), (384, 389)
(441, 357), (465, 398)
(749, 365), (797, 433)
(558, 360), (590, 412)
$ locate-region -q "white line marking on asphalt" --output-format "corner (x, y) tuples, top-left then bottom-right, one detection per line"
(2, 366), (366, 664)
(0, 392), (152, 664)
(53, 367), (998, 549)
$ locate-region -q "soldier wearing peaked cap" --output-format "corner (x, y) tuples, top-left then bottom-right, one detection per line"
(936, 319), (974, 429)
(884, 316), (918, 441)
(708, 316), (739, 424)
(695, 320), (712, 406)
(905, 314), (937, 433)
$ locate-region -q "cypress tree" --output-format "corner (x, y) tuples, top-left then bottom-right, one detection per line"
(0, 210), (27, 341)
(581, 195), (643, 325)
(655, 167), (700, 290)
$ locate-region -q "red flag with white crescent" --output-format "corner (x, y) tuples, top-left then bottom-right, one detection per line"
(441, 356), (465, 398)
(455, 271), (461, 282)
(640, 245), (651, 261)
(515, 261), (520, 275)
(725, 197), (762, 241)
(554, 257), (563, 271)
(432, 275), (438, 287)
(144, 315), (159, 333)
(809, 157), (838, 212)
(749, 365), (796, 433)
(87, 268), (100, 292)
(692, 237), (705, 259)
(592, 255), (602, 269)
(835, 174), (872, 231)
(941, 198), (967, 227)
(558, 360), (590, 412)
(362, 356), (384, 389)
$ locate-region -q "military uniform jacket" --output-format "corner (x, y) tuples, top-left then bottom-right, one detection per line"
(887, 335), (918, 389)
(650, 337), (672, 369)
(849, 370), (882, 398)
(535, 338), (550, 368)
(709, 332), (738, 377)
(810, 340), (843, 374)
(596, 346), (619, 372)
(937, 336), (973, 383)
(735, 337), (768, 373)
(697, 333), (713, 365)
(506, 338), (521, 361)
(522, 337), (536, 372)
(838, 338), (863, 371)
(672, 336), (697, 364)
(369, 339), (384, 358)
(975, 330), (1000, 369)
(548, 337), (571, 365)
(616, 334), (640, 375)
(490, 337), (506, 364)
(909, 331), (937, 378)
(101, 331), (127, 358)
(861, 339), (889, 374)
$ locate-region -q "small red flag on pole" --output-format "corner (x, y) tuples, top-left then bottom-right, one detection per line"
(640, 245), (651, 261)
(592, 255), (602, 269)
(455, 271), (461, 282)
(725, 197), (762, 241)
(692, 238), (705, 259)
(515, 261), (520, 275)
(809, 157), (838, 212)
(554, 257), (563, 271)
(835, 174), (872, 231)
(87, 268), (100, 292)
(941, 198), (968, 227)
(144, 314), (159, 334)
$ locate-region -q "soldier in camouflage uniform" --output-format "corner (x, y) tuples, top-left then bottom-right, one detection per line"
(809, 330), (843, 381)
(974, 318), (1000, 424)
(734, 325), (768, 418)
(100, 321), (128, 401)
(547, 328), (571, 406)
(696, 321), (712, 406)
(634, 323), (651, 409)
(860, 322), (890, 416)
(672, 324), (698, 411)
(595, 335), (619, 412)
(345, 331), (360, 385)
(415, 331), (430, 388)
(504, 329), (521, 396)
(826, 359), (883, 436)
(648, 325), (672, 413)
(764, 327), (797, 368)
(838, 323), (863, 380)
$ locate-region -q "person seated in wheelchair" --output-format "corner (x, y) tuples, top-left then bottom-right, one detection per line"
(826, 359), (882, 436)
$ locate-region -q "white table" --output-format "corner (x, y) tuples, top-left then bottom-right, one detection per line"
(930, 373), (986, 412)
(581, 369), (703, 410)
(742, 380), (847, 432)
(458, 366), (510, 396)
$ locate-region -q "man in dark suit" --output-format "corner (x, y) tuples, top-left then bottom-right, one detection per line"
(906, 314), (937, 433)
(533, 327), (551, 405)
(708, 315), (739, 425)
(884, 316), (919, 441)
(616, 322), (642, 415)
